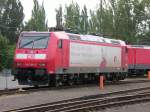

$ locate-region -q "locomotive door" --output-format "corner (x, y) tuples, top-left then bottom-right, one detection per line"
(134, 49), (136, 66)
(58, 39), (63, 67)
(62, 40), (69, 68)
(57, 39), (69, 68)
(130, 49), (136, 67)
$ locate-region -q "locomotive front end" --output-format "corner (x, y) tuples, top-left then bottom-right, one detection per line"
(13, 32), (50, 86)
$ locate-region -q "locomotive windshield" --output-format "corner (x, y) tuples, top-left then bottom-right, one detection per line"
(19, 36), (49, 49)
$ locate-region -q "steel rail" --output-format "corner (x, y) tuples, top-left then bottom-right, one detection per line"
(0, 78), (150, 97)
(7, 86), (150, 112)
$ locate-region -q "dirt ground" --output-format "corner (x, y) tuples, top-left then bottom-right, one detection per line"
(0, 78), (150, 111)
(100, 102), (150, 112)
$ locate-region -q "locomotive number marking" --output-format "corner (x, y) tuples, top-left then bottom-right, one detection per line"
(27, 54), (35, 59)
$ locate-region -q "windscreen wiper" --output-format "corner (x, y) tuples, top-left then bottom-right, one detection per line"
(20, 36), (48, 48)
(20, 40), (33, 48)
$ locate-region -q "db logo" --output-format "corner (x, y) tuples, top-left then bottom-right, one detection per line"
(114, 56), (117, 63)
(27, 54), (35, 59)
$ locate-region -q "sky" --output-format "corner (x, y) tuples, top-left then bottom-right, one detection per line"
(20, 0), (100, 27)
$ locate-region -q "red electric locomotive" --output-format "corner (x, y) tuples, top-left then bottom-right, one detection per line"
(12, 31), (127, 86)
(127, 45), (150, 75)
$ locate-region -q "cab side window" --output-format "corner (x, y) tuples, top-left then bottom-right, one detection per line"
(58, 39), (63, 48)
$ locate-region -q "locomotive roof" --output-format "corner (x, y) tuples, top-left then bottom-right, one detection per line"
(21, 31), (50, 37)
(54, 31), (126, 46)
(21, 31), (126, 46)
(128, 45), (150, 49)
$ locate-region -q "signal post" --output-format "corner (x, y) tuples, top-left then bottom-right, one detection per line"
(148, 71), (150, 79)
(99, 75), (104, 89)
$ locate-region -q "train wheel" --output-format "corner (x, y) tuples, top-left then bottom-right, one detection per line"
(34, 85), (39, 88)
(48, 74), (61, 87)
(67, 74), (74, 86)
(48, 74), (55, 87)
(68, 80), (74, 86)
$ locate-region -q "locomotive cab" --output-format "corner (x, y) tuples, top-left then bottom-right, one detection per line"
(13, 32), (53, 85)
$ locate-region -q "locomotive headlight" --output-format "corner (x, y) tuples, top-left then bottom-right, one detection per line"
(38, 63), (46, 67)
(35, 54), (47, 59)
(16, 62), (23, 66)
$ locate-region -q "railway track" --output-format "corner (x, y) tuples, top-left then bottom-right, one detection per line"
(0, 78), (150, 97)
(0, 84), (96, 96)
(6, 86), (150, 112)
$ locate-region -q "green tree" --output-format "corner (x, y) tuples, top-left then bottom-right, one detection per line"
(64, 2), (80, 33)
(80, 5), (88, 34)
(89, 10), (97, 34)
(0, 0), (23, 70)
(115, 0), (136, 42)
(92, 0), (142, 42)
(0, 0), (6, 15)
(88, 0), (114, 36)
(0, 0), (24, 42)
(56, 5), (63, 29)
(135, 0), (150, 44)
(24, 0), (48, 31)
(57, 0), (150, 44)
(0, 0), (6, 27)
(0, 33), (9, 70)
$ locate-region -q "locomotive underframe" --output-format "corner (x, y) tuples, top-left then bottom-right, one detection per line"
(13, 68), (49, 85)
(128, 64), (150, 76)
(13, 67), (127, 86)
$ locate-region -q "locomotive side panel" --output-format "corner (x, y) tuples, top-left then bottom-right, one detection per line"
(127, 48), (136, 68)
(127, 46), (150, 75)
(69, 42), (122, 73)
(136, 49), (150, 65)
(128, 47), (150, 69)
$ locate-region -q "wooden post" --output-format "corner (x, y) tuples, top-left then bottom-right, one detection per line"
(148, 71), (150, 79)
(99, 75), (104, 89)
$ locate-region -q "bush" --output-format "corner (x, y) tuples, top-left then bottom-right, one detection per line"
(0, 34), (16, 71)
(7, 44), (16, 69)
